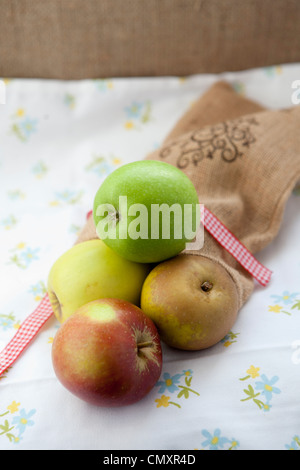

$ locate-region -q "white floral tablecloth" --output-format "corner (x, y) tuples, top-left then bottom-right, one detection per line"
(0, 64), (300, 450)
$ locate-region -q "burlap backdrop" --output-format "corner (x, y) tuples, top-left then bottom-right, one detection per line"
(1, 0), (300, 79)
(77, 82), (300, 308)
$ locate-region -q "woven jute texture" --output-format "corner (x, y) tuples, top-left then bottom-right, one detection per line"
(1, 0), (300, 79)
(78, 82), (300, 308)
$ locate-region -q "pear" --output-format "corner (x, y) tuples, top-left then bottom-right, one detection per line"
(141, 254), (239, 350)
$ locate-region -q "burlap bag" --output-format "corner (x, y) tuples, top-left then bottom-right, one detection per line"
(77, 82), (300, 309)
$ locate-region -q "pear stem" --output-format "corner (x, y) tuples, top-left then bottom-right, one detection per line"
(201, 281), (213, 292)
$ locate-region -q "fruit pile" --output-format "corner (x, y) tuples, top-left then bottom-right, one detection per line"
(49, 160), (239, 407)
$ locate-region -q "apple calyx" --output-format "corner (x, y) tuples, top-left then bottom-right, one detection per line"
(201, 281), (213, 292)
(133, 327), (160, 373)
(49, 290), (63, 321)
(137, 340), (153, 349)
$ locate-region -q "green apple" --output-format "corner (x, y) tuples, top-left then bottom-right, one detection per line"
(141, 254), (239, 350)
(47, 239), (150, 324)
(93, 160), (200, 263)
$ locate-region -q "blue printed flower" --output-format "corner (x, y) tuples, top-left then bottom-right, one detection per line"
(201, 429), (230, 450)
(285, 436), (300, 450)
(262, 402), (272, 413)
(264, 65), (282, 77)
(19, 117), (38, 138)
(229, 438), (240, 450)
(271, 291), (299, 305)
(29, 281), (46, 296)
(20, 247), (40, 267)
(54, 189), (83, 204)
(156, 372), (182, 393)
(1, 215), (17, 230)
(125, 102), (143, 118)
(13, 435), (23, 445)
(32, 161), (47, 178)
(94, 79), (113, 91)
(91, 161), (112, 176)
(0, 317), (14, 331)
(255, 374), (281, 402)
(12, 409), (36, 435)
(7, 190), (26, 200)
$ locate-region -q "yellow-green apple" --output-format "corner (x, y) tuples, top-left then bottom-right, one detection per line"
(51, 298), (163, 407)
(140, 254), (239, 350)
(47, 239), (150, 324)
(93, 160), (200, 263)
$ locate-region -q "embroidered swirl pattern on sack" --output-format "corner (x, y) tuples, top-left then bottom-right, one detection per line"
(159, 117), (259, 168)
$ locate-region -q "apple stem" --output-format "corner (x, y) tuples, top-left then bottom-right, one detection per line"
(137, 341), (153, 349)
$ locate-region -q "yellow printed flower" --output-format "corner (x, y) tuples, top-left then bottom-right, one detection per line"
(268, 305), (283, 313)
(112, 158), (122, 166)
(247, 365), (260, 379)
(155, 395), (170, 408)
(13, 322), (21, 330)
(49, 200), (60, 207)
(16, 108), (25, 118)
(7, 401), (20, 414)
(16, 242), (26, 250)
(223, 340), (232, 348)
(48, 337), (54, 344)
(124, 120), (134, 130)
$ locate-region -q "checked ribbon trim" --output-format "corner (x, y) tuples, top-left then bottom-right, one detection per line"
(0, 208), (272, 377)
(202, 207), (272, 287)
(0, 294), (53, 377)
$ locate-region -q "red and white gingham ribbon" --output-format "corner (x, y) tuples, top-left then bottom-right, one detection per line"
(0, 294), (53, 377)
(0, 208), (272, 377)
(202, 207), (272, 287)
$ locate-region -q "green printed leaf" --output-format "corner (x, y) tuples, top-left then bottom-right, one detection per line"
(0, 312), (16, 322)
(169, 401), (181, 409)
(185, 376), (192, 387)
(253, 398), (265, 409)
(6, 433), (16, 442)
(177, 385), (200, 399)
(241, 385), (260, 401)
(292, 301), (300, 311)
(141, 102), (152, 123)
(0, 420), (14, 436)
(177, 388), (189, 399)
(239, 375), (251, 381)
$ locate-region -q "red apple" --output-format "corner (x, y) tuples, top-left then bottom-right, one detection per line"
(51, 298), (163, 407)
